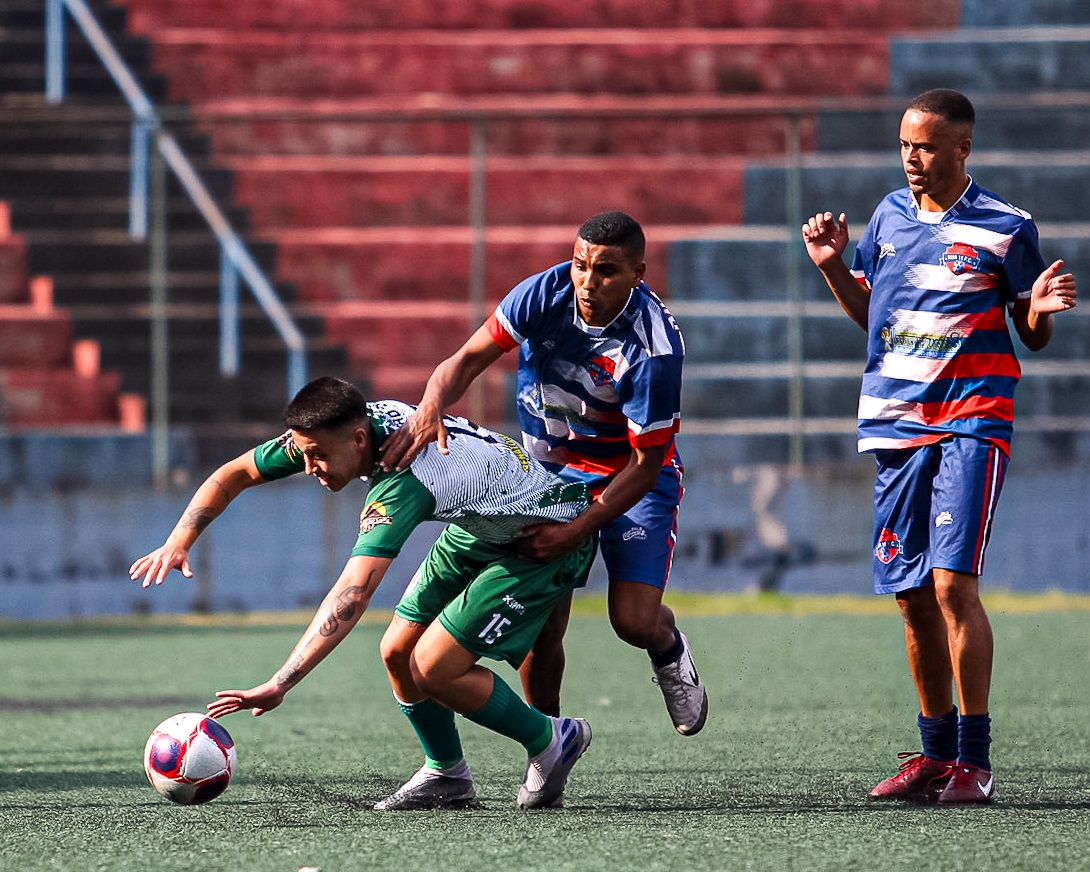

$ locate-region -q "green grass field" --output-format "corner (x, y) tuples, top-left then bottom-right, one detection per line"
(3, 594), (1090, 872)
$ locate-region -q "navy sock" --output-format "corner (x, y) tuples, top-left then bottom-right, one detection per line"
(649, 627), (683, 668)
(957, 713), (992, 771)
(918, 707), (958, 762)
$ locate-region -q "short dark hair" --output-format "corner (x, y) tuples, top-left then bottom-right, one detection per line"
(576, 211), (646, 261)
(907, 88), (975, 130)
(283, 376), (369, 431)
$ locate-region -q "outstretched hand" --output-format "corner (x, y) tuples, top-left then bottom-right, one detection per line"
(802, 211), (850, 268)
(378, 403), (448, 471)
(207, 681), (285, 719)
(129, 545), (192, 588)
(1031, 259), (1077, 314)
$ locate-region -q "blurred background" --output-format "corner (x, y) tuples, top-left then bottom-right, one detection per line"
(2, 0), (1088, 618)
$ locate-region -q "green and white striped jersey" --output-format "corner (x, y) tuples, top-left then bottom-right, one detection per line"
(253, 400), (589, 558)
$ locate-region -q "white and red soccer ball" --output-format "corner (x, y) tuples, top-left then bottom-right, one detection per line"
(144, 712), (236, 805)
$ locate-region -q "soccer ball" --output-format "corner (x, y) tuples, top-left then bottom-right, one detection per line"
(144, 712), (237, 805)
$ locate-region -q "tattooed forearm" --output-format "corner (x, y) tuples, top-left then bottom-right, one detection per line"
(178, 507), (216, 534)
(274, 652), (305, 689)
(176, 476), (238, 534)
(320, 585), (369, 637)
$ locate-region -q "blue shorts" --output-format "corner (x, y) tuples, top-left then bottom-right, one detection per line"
(597, 455), (684, 589)
(872, 438), (1007, 595)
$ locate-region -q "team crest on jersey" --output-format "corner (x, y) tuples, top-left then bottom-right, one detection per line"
(359, 501), (393, 533)
(941, 242), (981, 275)
(875, 528), (902, 564)
(587, 353), (617, 387)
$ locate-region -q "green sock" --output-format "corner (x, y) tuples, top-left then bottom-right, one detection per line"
(464, 672), (552, 756)
(396, 697), (464, 770)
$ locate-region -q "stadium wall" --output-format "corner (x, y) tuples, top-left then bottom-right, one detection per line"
(3, 449), (1088, 620)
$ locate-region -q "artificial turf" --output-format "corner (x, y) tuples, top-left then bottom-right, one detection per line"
(2, 595), (1089, 871)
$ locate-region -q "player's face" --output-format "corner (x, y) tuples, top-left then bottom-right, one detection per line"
(290, 425), (371, 492)
(570, 237), (646, 327)
(899, 109), (972, 211)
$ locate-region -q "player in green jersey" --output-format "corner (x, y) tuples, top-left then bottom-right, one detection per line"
(130, 376), (594, 810)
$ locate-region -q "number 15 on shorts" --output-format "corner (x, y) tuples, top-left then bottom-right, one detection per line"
(479, 613), (511, 645)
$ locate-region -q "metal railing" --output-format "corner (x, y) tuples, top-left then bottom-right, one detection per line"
(43, 0), (308, 480)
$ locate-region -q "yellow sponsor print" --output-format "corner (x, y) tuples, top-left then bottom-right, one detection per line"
(359, 500), (393, 533)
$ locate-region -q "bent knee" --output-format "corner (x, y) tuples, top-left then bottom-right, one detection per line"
(379, 628), (415, 676)
(608, 611), (662, 650)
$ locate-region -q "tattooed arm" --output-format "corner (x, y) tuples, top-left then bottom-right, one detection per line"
(129, 451), (267, 588)
(207, 556), (391, 718)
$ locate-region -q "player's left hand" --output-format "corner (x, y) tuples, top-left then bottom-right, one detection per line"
(517, 521), (589, 563)
(208, 682), (284, 718)
(1031, 259), (1077, 314)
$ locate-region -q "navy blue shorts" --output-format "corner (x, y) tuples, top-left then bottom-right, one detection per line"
(597, 455), (684, 589)
(872, 438), (1007, 595)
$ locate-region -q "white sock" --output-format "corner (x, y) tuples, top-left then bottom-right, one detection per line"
(413, 758), (471, 784)
(523, 720), (559, 793)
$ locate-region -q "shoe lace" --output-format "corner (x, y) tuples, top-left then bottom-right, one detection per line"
(895, 751), (926, 773)
(651, 664), (694, 708)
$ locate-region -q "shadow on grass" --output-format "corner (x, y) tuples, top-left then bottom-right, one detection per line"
(0, 694), (196, 714)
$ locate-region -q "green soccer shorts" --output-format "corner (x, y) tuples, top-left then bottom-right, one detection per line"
(394, 525), (593, 668)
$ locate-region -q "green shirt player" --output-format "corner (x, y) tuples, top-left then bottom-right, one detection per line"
(129, 376), (594, 810)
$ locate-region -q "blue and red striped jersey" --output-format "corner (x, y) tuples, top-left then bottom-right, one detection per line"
(486, 261), (685, 490)
(850, 179), (1046, 455)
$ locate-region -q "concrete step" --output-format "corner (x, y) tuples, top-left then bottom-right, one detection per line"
(1, 0), (130, 32)
(226, 154), (744, 228)
(0, 235), (29, 302)
(890, 27), (1090, 94)
(194, 94), (823, 159)
(815, 94), (1090, 153)
(144, 28), (893, 101)
(960, 0), (1090, 28)
(90, 335), (347, 416)
(0, 118), (210, 159)
(114, 0), (958, 32)
(0, 306), (74, 368)
(20, 229), (279, 277)
(0, 156), (235, 202)
(6, 196), (249, 234)
(267, 223), (695, 304)
(667, 229), (1090, 315)
(742, 151), (1090, 224)
(0, 368), (122, 428)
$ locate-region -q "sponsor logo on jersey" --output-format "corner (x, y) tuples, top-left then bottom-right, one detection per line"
(942, 242), (981, 275)
(622, 526), (648, 541)
(502, 594), (526, 614)
(587, 353), (617, 387)
(497, 432), (531, 471)
(359, 500), (393, 533)
(935, 511), (954, 528)
(880, 326), (963, 359)
(875, 527), (902, 564)
(879, 243), (897, 259)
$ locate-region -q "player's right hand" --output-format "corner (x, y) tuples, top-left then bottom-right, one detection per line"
(378, 403), (449, 471)
(802, 211), (850, 266)
(208, 682), (284, 718)
(129, 546), (193, 588)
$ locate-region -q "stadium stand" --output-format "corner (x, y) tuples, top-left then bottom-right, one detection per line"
(0, 0), (346, 466)
(0, 201), (133, 429)
(7, 0), (1087, 475)
(672, 0), (1090, 466)
(100, 0), (958, 429)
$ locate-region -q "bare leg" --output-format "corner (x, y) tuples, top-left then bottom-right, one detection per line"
(518, 591), (572, 715)
(608, 579), (676, 654)
(932, 569), (992, 715)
